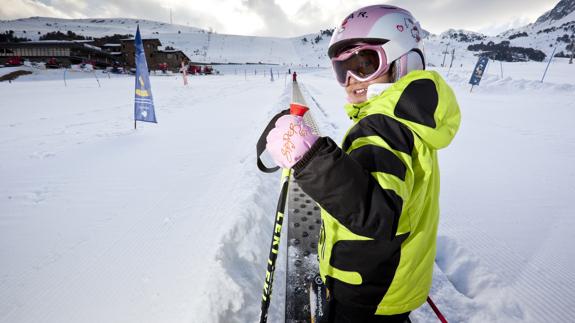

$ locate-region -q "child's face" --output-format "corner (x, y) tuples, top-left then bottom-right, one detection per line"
(345, 72), (392, 104)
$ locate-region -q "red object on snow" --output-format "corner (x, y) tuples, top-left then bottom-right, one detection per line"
(187, 65), (201, 75)
(158, 62), (169, 73)
(292, 71), (297, 82)
(6, 56), (22, 66)
(203, 65), (214, 74)
(46, 57), (60, 68)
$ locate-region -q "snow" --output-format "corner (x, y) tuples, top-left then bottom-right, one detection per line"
(0, 17), (331, 67)
(1, 43), (575, 323)
(3, 14), (572, 70)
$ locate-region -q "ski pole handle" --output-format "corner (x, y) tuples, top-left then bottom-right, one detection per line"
(256, 104), (309, 173)
(289, 103), (308, 116)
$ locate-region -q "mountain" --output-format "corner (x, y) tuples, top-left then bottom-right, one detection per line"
(437, 29), (487, 43)
(493, 0), (575, 58)
(536, 0), (575, 24)
(1, 0), (574, 66)
(0, 16), (204, 38)
(0, 17), (332, 66)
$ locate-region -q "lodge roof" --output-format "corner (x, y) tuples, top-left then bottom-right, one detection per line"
(120, 38), (162, 46)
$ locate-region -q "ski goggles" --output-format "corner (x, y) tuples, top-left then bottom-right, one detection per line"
(331, 43), (390, 87)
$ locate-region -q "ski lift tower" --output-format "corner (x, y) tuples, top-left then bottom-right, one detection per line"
(441, 42), (450, 67)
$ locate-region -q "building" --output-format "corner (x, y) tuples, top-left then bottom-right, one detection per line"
(1, 37), (191, 72)
(120, 38), (189, 72)
(154, 49), (190, 72)
(0, 40), (118, 67)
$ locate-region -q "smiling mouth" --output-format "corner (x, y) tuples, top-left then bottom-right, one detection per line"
(353, 88), (367, 95)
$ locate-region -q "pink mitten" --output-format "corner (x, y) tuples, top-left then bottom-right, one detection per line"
(266, 115), (318, 169)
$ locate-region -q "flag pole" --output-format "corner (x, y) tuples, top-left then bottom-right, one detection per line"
(541, 45), (557, 83)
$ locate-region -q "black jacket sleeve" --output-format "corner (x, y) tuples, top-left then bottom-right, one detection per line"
(293, 137), (403, 240)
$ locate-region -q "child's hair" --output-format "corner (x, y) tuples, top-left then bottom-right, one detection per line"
(390, 62), (398, 82)
(391, 50), (425, 82)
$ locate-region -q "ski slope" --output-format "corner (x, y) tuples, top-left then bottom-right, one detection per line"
(3, 7), (574, 68)
(1, 58), (575, 322)
(0, 17), (331, 66)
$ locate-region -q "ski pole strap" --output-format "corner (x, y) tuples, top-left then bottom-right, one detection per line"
(427, 296), (448, 323)
(256, 108), (290, 173)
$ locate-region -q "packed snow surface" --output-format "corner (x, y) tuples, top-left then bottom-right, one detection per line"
(1, 58), (574, 322)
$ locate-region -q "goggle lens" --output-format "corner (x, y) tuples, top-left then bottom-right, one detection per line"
(332, 46), (388, 86)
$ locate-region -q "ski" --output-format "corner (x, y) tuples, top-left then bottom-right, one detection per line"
(309, 273), (331, 323)
(285, 180), (323, 322)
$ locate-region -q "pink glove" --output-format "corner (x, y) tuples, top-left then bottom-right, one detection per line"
(266, 115), (318, 169)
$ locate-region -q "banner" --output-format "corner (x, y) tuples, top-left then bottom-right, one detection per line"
(469, 56), (489, 86)
(134, 25), (157, 124)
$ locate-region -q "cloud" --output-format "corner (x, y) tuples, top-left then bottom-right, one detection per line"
(239, 0), (306, 37)
(0, 0), (77, 19)
(386, 0), (557, 35)
(477, 16), (534, 36)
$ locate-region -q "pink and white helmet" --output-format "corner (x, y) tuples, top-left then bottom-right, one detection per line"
(328, 5), (426, 80)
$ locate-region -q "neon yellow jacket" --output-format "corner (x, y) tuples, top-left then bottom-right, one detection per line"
(293, 70), (460, 315)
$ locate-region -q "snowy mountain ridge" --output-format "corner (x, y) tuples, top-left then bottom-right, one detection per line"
(494, 0), (575, 58)
(436, 29), (487, 43)
(536, 0), (575, 24)
(1, 0), (574, 65)
(0, 16), (332, 66)
(1, 16), (205, 37)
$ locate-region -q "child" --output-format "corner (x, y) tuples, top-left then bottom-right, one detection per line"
(266, 5), (460, 322)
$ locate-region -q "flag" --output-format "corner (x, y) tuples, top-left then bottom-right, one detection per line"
(469, 56), (489, 86)
(134, 25), (157, 123)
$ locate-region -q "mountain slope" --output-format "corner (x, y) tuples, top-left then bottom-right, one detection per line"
(498, 0), (575, 57)
(1, 0), (574, 66)
(536, 0), (575, 24)
(0, 17), (331, 66)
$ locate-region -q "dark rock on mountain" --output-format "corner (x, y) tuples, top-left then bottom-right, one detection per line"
(468, 41), (546, 62)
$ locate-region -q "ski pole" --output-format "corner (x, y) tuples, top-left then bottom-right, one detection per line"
(427, 296), (448, 323)
(259, 103), (309, 323)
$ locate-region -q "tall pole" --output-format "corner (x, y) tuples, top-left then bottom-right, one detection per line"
(541, 45), (557, 83)
(569, 35), (574, 64)
(447, 48), (455, 76)
(93, 70), (101, 87)
(441, 43), (449, 67)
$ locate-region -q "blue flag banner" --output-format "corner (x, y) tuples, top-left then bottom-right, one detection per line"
(469, 56), (489, 86)
(134, 26), (157, 124)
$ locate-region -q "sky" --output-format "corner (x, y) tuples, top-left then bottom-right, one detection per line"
(0, 0), (561, 37)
